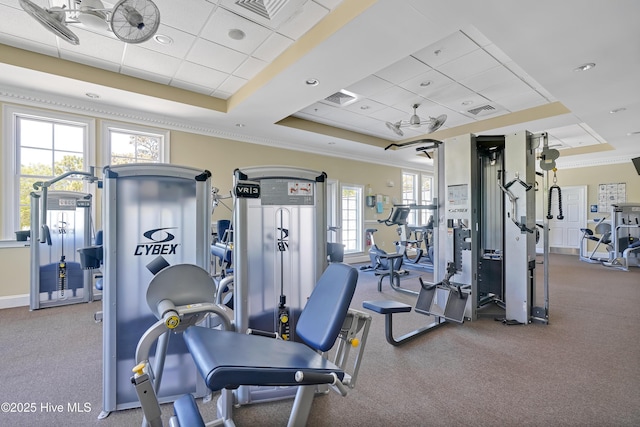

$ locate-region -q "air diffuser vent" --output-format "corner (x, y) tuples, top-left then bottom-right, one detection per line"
(323, 90), (358, 107)
(467, 104), (496, 116)
(235, 0), (288, 20)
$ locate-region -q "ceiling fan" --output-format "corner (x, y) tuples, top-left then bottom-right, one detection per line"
(18, 0), (160, 45)
(385, 104), (447, 137)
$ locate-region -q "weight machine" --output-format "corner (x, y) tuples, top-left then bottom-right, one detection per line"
(365, 132), (550, 345)
(603, 203), (640, 271)
(29, 169), (100, 310)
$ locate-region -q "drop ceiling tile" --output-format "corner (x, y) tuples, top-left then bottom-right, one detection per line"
(217, 74), (247, 94)
(547, 124), (602, 147)
(59, 27), (125, 64)
(277, 0), (328, 39)
(135, 25), (197, 59)
(174, 61), (228, 89)
(369, 106), (406, 122)
(425, 82), (484, 110)
(253, 32), (294, 62)
(412, 31), (478, 68)
(398, 69), (454, 96)
(437, 48), (501, 82)
(123, 45), (182, 78)
(200, 7), (273, 55)
(460, 66), (515, 93)
(370, 85), (416, 107)
(493, 90), (547, 112)
(234, 56), (268, 79)
(187, 38), (248, 73)
(298, 102), (339, 117)
(152, 0), (216, 36)
(375, 56), (431, 85)
(0, 4), (60, 46)
(345, 75), (394, 98)
(479, 78), (535, 103)
(345, 98), (388, 115)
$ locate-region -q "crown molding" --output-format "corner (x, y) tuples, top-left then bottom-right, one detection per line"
(0, 86), (423, 170)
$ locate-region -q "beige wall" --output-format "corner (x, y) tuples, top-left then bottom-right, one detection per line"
(0, 102), (407, 300)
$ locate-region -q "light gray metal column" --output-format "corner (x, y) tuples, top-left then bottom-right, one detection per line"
(503, 131), (536, 324)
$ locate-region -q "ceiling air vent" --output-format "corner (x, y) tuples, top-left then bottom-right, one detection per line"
(235, 0), (288, 20)
(467, 104), (496, 116)
(322, 90), (358, 107)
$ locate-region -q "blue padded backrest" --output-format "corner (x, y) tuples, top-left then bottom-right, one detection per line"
(95, 230), (103, 246)
(295, 263), (358, 352)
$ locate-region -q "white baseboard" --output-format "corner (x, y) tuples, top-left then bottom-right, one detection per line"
(0, 294), (29, 309)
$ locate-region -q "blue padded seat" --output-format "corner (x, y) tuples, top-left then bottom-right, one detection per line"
(183, 262), (358, 392)
(184, 328), (344, 391)
(173, 394), (205, 427)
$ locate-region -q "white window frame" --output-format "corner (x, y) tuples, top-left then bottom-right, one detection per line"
(402, 171), (434, 225)
(340, 183), (363, 254)
(2, 105), (95, 240)
(101, 120), (170, 165)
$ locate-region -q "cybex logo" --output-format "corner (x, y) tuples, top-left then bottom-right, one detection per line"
(134, 227), (179, 256)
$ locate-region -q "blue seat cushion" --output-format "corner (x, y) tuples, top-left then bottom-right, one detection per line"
(173, 394), (205, 427)
(183, 326), (344, 392)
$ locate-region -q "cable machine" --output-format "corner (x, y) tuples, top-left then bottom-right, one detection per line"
(232, 166), (328, 405)
(29, 169), (99, 310)
(365, 131), (550, 346)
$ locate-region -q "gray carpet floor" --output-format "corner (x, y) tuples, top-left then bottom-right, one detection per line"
(0, 254), (638, 426)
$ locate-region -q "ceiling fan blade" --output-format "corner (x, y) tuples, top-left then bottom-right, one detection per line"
(19, 0), (80, 45)
(426, 114), (447, 133)
(385, 121), (404, 137)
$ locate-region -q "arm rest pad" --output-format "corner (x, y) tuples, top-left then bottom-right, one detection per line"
(183, 327), (344, 392)
(363, 300), (412, 314)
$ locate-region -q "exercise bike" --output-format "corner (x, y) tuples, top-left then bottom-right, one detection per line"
(363, 206), (413, 294)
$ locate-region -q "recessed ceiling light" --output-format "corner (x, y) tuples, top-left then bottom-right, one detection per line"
(235, 123), (245, 128)
(306, 78), (319, 86)
(228, 29), (246, 40)
(461, 100), (473, 106)
(85, 92), (100, 99)
(573, 62), (596, 72)
(360, 105), (370, 110)
(154, 34), (173, 45)
(610, 107), (626, 114)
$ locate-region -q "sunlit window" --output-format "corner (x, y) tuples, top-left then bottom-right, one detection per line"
(103, 121), (169, 165)
(2, 106), (94, 238)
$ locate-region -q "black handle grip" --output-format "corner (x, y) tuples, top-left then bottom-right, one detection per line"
(295, 371), (336, 385)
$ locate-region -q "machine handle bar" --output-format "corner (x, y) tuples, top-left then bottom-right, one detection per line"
(295, 371), (348, 396)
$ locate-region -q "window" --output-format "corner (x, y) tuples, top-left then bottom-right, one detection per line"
(420, 174), (433, 224)
(402, 172), (418, 224)
(102, 121), (169, 165)
(2, 106), (94, 238)
(402, 171), (434, 225)
(340, 184), (363, 253)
